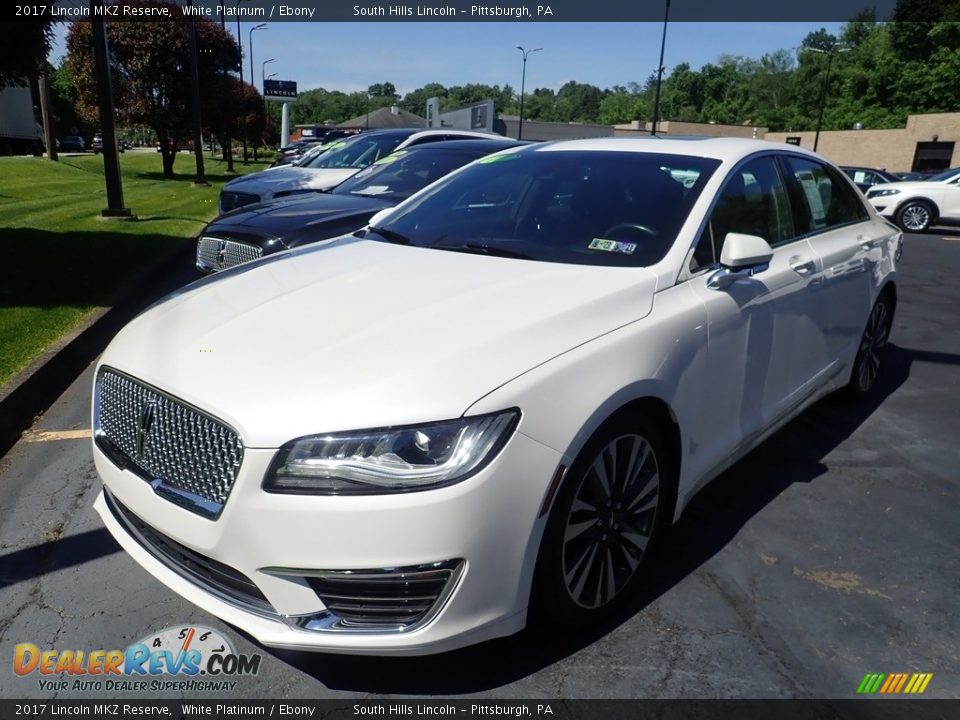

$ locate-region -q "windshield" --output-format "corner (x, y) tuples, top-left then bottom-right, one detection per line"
(926, 168), (960, 183)
(368, 149), (721, 267)
(300, 134), (406, 170)
(332, 148), (485, 200)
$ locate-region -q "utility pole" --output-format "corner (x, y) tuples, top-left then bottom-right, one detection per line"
(89, 0), (131, 218)
(650, 0), (671, 135)
(806, 43), (850, 152)
(186, 0), (207, 185)
(219, 2), (234, 172)
(38, 73), (58, 161)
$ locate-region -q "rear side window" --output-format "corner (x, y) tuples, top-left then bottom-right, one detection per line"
(782, 157), (868, 234)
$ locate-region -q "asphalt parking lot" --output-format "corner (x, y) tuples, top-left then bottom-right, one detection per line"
(0, 232), (957, 700)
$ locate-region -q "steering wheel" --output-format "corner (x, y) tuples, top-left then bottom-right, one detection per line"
(601, 223), (657, 238)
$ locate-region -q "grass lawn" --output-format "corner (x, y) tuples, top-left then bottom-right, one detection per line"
(0, 150), (268, 388)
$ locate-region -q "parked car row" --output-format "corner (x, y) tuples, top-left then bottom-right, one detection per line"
(94, 135), (901, 657)
(218, 128), (505, 214)
(198, 138), (523, 273)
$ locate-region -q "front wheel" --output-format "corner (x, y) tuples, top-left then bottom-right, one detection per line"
(846, 294), (893, 397)
(531, 414), (673, 628)
(895, 201), (933, 233)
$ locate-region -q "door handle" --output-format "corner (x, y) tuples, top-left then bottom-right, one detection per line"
(790, 257), (816, 275)
(858, 236), (876, 250)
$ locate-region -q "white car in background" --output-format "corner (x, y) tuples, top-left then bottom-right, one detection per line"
(218, 128), (500, 214)
(866, 166), (960, 232)
(93, 138), (901, 655)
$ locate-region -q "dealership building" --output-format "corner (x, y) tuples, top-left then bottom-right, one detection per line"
(766, 112), (960, 173)
(291, 94), (960, 174)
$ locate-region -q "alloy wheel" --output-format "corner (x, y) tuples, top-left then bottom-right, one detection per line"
(901, 204), (930, 232)
(857, 300), (891, 393)
(561, 433), (660, 609)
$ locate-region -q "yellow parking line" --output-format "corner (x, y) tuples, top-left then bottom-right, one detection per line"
(21, 429), (92, 443)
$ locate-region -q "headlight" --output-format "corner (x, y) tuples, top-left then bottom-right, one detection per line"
(263, 410), (520, 495)
(868, 188), (901, 198)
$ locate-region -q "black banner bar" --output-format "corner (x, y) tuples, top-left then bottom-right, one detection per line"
(5, 0), (918, 23)
(0, 700), (957, 720)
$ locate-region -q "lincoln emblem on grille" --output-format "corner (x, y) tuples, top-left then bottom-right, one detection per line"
(216, 239), (228, 269)
(135, 401), (157, 458)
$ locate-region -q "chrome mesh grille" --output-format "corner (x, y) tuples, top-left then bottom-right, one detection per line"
(95, 368), (243, 518)
(196, 236), (264, 273)
(219, 191), (259, 214)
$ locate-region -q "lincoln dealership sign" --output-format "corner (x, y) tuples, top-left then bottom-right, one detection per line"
(264, 80), (297, 102)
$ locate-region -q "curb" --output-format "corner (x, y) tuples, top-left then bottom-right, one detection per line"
(0, 241), (198, 458)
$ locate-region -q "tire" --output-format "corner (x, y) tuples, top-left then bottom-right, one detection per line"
(846, 293), (893, 398)
(895, 200), (934, 233)
(531, 412), (674, 628)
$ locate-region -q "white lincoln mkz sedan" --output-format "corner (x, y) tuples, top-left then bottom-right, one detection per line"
(93, 138), (901, 655)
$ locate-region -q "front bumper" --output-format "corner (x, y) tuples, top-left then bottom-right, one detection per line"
(92, 427), (561, 655)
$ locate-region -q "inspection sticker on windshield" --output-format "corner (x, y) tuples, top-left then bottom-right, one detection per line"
(374, 150), (407, 165)
(589, 238), (636, 254)
(478, 152), (520, 164)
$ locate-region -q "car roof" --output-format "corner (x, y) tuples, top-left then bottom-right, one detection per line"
(349, 128), (419, 139)
(401, 139), (526, 153)
(530, 136), (821, 162)
(406, 129), (499, 140)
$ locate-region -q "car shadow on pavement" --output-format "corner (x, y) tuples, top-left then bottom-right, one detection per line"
(255, 343), (937, 694)
(0, 528), (120, 589)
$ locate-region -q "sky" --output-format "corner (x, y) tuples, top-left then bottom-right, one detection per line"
(50, 22), (845, 97)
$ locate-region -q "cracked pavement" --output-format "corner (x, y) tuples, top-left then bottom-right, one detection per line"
(0, 233), (958, 699)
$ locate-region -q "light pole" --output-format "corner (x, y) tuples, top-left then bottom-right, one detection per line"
(261, 58), (275, 94)
(805, 43), (850, 152)
(248, 23), (267, 160)
(515, 46), (541, 141)
(263, 68), (277, 143)
(650, 0), (671, 135)
(249, 23), (267, 99)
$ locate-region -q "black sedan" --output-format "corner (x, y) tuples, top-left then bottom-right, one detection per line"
(197, 138), (524, 274)
(840, 166), (901, 193)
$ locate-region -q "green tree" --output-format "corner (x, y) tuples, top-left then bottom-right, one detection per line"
(400, 83), (448, 115)
(0, 20), (57, 86)
(66, 1), (240, 177)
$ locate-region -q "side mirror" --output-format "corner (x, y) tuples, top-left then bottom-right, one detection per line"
(366, 208), (393, 229)
(708, 233), (773, 290)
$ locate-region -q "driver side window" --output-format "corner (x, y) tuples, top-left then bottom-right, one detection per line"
(691, 156), (794, 271)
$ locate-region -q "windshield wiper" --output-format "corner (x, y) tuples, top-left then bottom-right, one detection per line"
(367, 226), (412, 245)
(433, 241), (534, 260)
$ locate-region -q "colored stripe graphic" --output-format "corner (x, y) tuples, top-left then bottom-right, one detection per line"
(856, 672), (933, 694)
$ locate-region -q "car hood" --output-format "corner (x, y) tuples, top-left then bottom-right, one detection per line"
(206, 193), (393, 245)
(100, 239), (658, 447)
(222, 166), (360, 197)
(868, 180), (948, 194)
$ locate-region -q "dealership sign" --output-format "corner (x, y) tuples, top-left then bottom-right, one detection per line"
(264, 79), (297, 102)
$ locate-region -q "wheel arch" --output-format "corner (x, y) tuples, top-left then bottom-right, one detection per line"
(894, 195), (939, 221)
(543, 394), (683, 525)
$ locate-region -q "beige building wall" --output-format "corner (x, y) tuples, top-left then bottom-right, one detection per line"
(766, 113), (960, 172)
(614, 120), (768, 138)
